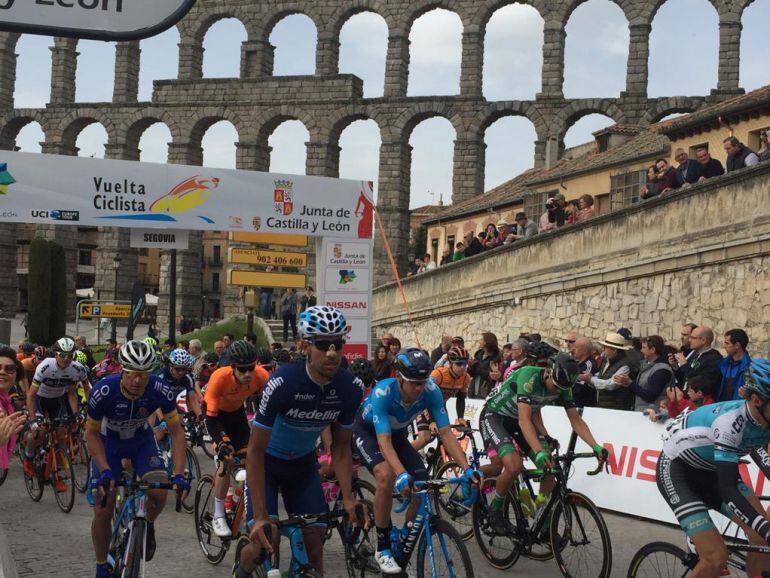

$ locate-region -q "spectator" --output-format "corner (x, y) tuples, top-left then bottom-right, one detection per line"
(717, 328), (751, 401)
(640, 165), (662, 200)
(655, 158), (681, 193)
(576, 195), (595, 222)
(513, 212), (538, 240)
(214, 340), (226, 365)
(573, 337), (599, 407)
(163, 338), (175, 355)
(617, 327), (642, 366)
(378, 332), (393, 349)
(497, 220), (513, 245)
(0, 346), (24, 466)
(678, 322), (698, 356)
(439, 246), (452, 266)
(614, 335), (675, 411)
(468, 332), (501, 399)
(195, 352), (220, 392)
(723, 136), (760, 173)
(581, 332), (639, 410)
(260, 266), (276, 318)
(387, 338), (401, 361)
(452, 242), (465, 262)
(673, 148), (703, 186)
(189, 339), (204, 360)
(482, 224), (499, 249)
(408, 258), (423, 276)
(695, 148), (725, 181)
(147, 320), (158, 340)
(299, 286), (316, 312)
(563, 331), (579, 356)
(74, 335), (96, 368)
(422, 253), (436, 272)
(179, 314), (193, 335)
(463, 230), (483, 257)
(280, 287), (298, 343)
(671, 326), (722, 387)
(565, 200), (580, 225)
(430, 334), (452, 366)
(93, 348), (122, 379)
(221, 334), (234, 364)
(665, 374), (717, 419)
(759, 129), (770, 162)
(539, 194), (566, 233)
(372, 344), (393, 381)
(502, 338), (528, 378)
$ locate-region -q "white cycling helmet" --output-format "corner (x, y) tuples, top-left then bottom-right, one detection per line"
(119, 340), (155, 371)
(168, 348), (195, 369)
(53, 336), (76, 354)
(298, 306), (348, 339)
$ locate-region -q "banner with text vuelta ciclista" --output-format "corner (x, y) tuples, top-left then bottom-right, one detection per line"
(0, 152), (375, 239)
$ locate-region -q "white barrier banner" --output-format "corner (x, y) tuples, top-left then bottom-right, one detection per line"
(446, 400), (765, 527)
(0, 152), (375, 239)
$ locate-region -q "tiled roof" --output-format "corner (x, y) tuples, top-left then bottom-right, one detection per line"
(592, 124), (644, 138)
(660, 85), (770, 135)
(410, 204), (443, 215)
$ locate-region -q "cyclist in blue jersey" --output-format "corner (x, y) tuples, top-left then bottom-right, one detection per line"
(85, 341), (190, 578)
(354, 347), (477, 574)
(151, 348), (202, 442)
(236, 306), (365, 578)
(657, 359), (770, 577)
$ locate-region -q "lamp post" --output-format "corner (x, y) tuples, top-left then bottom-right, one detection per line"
(110, 253), (122, 341)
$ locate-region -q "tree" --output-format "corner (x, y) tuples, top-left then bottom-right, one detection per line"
(412, 224), (428, 261)
(27, 237), (51, 344)
(48, 242), (67, 341)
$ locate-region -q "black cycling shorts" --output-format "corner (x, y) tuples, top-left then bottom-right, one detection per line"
(205, 406), (250, 452)
(352, 418), (427, 482)
(479, 407), (542, 459)
(34, 395), (72, 422)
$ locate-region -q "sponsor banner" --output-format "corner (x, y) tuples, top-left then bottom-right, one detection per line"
(130, 228), (189, 249)
(79, 302), (130, 319)
(0, 152), (374, 239)
(228, 270), (307, 289)
(228, 248), (307, 268)
(343, 344), (368, 363)
(324, 292), (369, 319)
(324, 267), (370, 293)
(229, 232), (308, 247)
(323, 241), (371, 268)
(346, 319), (370, 343)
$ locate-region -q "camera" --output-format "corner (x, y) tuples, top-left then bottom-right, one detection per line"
(545, 198), (556, 211)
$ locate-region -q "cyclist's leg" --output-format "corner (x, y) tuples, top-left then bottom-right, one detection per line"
(720, 482), (770, 576)
(133, 433), (169, 522)
(656, 454), (726, 577)
(91, 441), (122, 568)
(392, 434), (429, 523)
(480, 411), (523, 508)
(24, 394), (48, 457)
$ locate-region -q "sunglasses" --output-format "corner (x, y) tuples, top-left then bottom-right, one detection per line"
(0, 364), (17, 373)
(234, 363), (257, 373)
(565, 339), (576, 344)
(57, 353), (73, 359)
(451, 360), (468, 367)
(170, 365), (190, 373)
(124, 370), (150, 379)
(311, 338), (346, 352)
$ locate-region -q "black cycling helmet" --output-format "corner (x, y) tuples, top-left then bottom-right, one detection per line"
(21, 342), (35, 354)
(393, 348), (432, 381)
(526, 340), (558, 362)
(349, 358), (376, 388)
(229, 340), (257, 366)
(256, 347), (273, 365)
(273, 348), (291, 365)
(203, 352), (219, 365)
(548, 353), (580, 390)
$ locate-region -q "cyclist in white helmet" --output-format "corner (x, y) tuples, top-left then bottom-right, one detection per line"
(236, 306), (366, 577)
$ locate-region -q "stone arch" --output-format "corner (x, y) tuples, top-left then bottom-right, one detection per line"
(327, 107), (385, 147)
(0, 112), (46, 150)
(647, 0), (720, 22)
(407, 8), (464, 96)
(337, 10), (389, 96)
(476, 1), (547, 32)
(190, 8), (255, 44)
(552, 100), (627, 136)
(254, 107), (318, 144)
(641, 97), (706, 124)
(559, 0), (635, 23)
(391, 102), (464, 144)
(187, 109), (250, 147)
(122, 109), (183, 153)
(399, 1), (469, 32)
(470, 103), (548, 143)
(57, 109), (119, 151)
(330, 2), (391, 37)
(477, 108), (541, 190)
(739, 0), (769, 91)
(259, 7), (324, 42)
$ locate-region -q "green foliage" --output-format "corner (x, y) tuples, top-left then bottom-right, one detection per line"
(176, 317), (268, 352)
(27, 237), (51, 345)
(48, 242), (67, 341)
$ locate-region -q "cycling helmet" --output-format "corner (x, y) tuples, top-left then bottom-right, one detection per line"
(203, 352), (219, 365)
(273, 348), (291, 365)
(21, 342), (35, 354)
(525, 340), (558, 362)
(34, 346), (48, 359)
(52, 336), (76, 354)
(298, 306), (348, 339)
(119, 340), (155, 371)
(393, 348), (432, 381)
(256, 347), (273, 365)
(229, 340), (257, 366)
(142, 336), (158, 350)
(447, 346), (469, 362)
(168, 348), (195, 370)
(548, 353), (580, 390)
(349, 358), (376, 388)
(744, 359), (770, 399)
(74, 351), (88, 365)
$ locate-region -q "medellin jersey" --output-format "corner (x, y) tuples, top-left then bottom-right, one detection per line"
(87, 373), (179, 441)
(485, 365), (574, 419)
(662, 400), (770, 470)
(359, 377), (449, 435)
(252, 362), (364, 460)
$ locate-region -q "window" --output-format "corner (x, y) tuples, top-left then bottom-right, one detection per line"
(748, 127), (770, 153)
(688, 142), (708, 158)
(446, 235), (455, 254)
(78, 249), (92, 266)
(213, 245), (221, 266)
(139, 248), (149, 257)
(16, 243), (29, 271)
(523, 191), (552, 222)
(212, 272), (220, 292)
(431, 238), (438, 262)
(610, 170), (646, 210)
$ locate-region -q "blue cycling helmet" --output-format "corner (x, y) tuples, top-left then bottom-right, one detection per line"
(393, 348), (432, 381)
(168, 348), (195, 370)
(744, 359), (770, 399)
(298, 305), (348, 339)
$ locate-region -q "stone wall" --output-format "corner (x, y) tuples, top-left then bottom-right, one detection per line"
(373, 163), (770, 355)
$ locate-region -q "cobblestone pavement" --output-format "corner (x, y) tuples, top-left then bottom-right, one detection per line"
(0, 448), (686, 577)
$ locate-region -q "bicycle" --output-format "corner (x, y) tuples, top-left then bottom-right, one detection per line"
(471, 435), (612, 577)
(183, 412), (215, 460)
(106, 478), (183, 578)
(66, 410), (91, 493)
(20, 416), (76, 513)
(156, 419), (200, 514)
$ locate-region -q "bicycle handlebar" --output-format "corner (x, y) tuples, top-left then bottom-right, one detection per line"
(98, 479), (187, 511)
(394, 476), (469, 513)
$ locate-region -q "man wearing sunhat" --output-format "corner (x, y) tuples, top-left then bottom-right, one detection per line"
(579, 332), (640, 411)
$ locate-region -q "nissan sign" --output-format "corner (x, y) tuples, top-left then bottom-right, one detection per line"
(0, 0), (196, 41)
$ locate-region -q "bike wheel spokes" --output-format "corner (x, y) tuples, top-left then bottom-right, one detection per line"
(434, 461), (473, 541)
(550, 492), (611, 578)
(53, 447), (76, 513)
(471, 478), (521, 570)
(416, 518), (474, 578)
(71, 439), (90, 493)
(627, 542), (693, 578)
(182, 447), (200, 514)
(194, 474), (228, 564)
(20, 451), (44, 501)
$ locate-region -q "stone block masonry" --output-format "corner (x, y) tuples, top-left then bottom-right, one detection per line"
(373, 163), (770, 355)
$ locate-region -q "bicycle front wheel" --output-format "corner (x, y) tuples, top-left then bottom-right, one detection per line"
(627, 541), (695, 578)
(182, 446), (201, 514)
(194, 474), (228, 564)
(20, 452), (44, 501)
(471, 477), (521, 569)
(52, 447), (75, 513)
(71, 437), (90, 493)
(126, 519), (145, 578)
(433, 460), (473, 541)
(416, 517), (474, 578)
(550, 491), (612, 578)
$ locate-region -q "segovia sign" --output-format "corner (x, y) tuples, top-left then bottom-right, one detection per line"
(0, 0), (196, 41)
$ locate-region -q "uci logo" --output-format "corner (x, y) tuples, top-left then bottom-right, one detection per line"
(31, 210), (49, 218)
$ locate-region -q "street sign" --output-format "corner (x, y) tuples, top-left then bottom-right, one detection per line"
(79, 302), (131, 319)
(0, 0), (196, 41)
(130, 228), (189, 250)
(228, 270), (307, 289)
(229, 248), (308, 268)
(229, 232), (308, 247)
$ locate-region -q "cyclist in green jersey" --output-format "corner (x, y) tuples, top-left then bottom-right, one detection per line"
(480, 341), (607, 534)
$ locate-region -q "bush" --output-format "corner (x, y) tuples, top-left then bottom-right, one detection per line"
(27, 237), (51, 345)
(48, 242), (67, 341)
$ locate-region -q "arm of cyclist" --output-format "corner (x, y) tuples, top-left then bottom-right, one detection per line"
(518, 402), (552, 469)
(84, 391), (114, 499)
(186, 390), (202, 418)
(565, 406), (606, 462)
(246, 426), (274, 552)
(67, 383), (79, 415)
(25, 381), (38, 420)
(716, 457), (770, 543)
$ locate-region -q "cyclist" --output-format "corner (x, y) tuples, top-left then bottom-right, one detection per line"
(142, 336), (164, 372)
(152, 348), (202, 438)
(480, 342), (607, 535)
(20, 345), (45, 385)
(412, 345), (470, 452)
(354, 347), (477, 574)
(656, 359), (770, 577)
(23, 336), (91, 482)
(237, 306), (365, 578)
(86, 340), (190, 578)
(204, 340), (269, 538)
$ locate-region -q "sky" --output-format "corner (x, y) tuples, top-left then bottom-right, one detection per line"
(11, 0), (770, 209)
